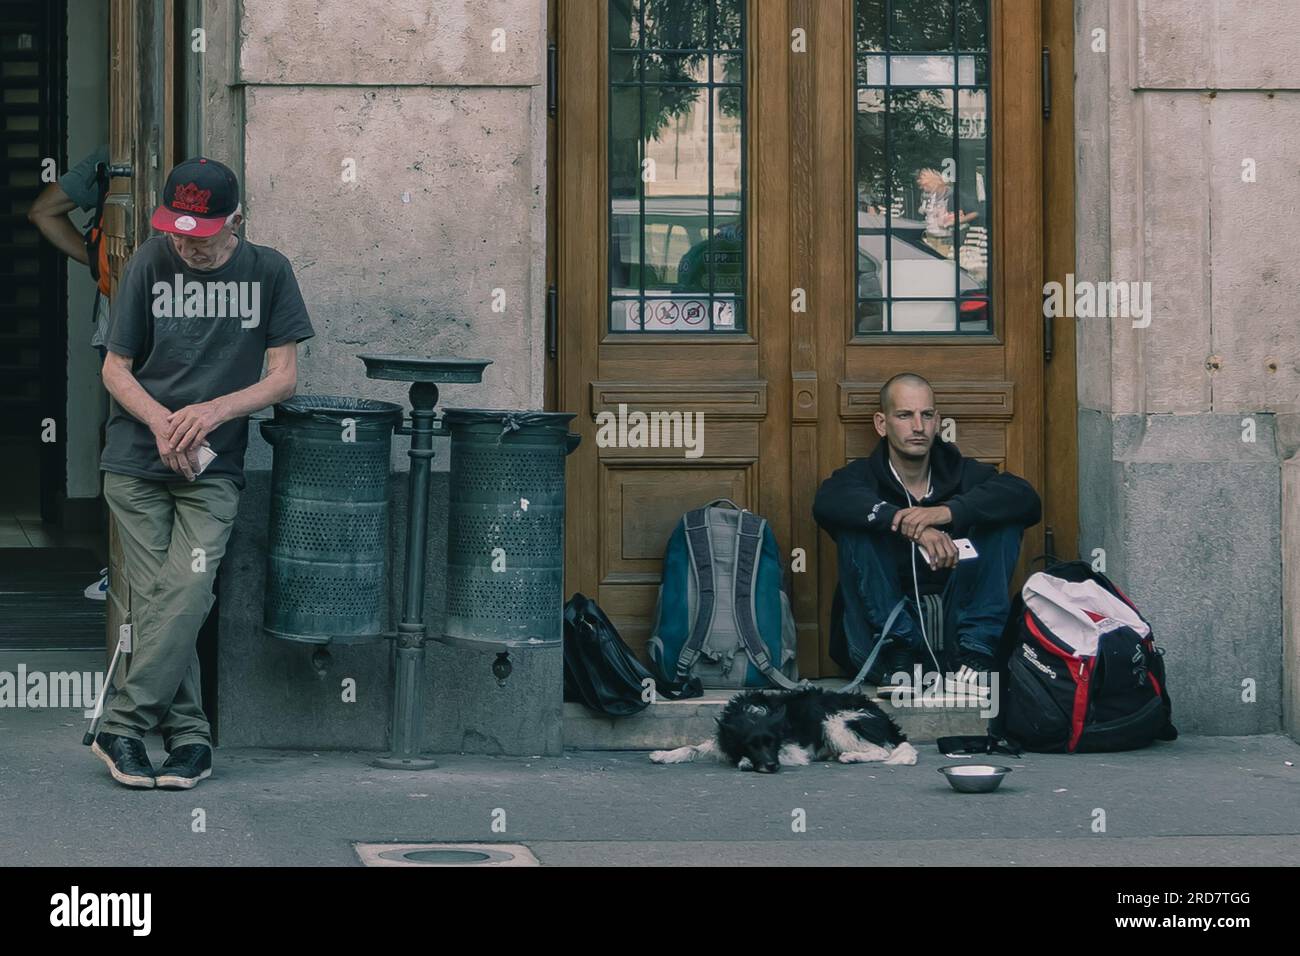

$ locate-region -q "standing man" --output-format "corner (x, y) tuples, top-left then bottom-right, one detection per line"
(813, 373), (1041, 695)
(28, 143), (112, 352)
(92, 157), (314, 789)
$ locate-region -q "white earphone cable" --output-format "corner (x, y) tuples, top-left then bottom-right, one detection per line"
(890, 458), (944, 673)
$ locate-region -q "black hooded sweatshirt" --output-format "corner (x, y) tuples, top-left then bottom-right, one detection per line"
(813, 438), (1042, 591)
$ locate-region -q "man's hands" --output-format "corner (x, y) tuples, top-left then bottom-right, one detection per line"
(892, 506), (957, 570)
(152, 422), (211, 481)
(891, 505), (952, 540)
(165, 399), (227, 455)
(153, 399), (225, 478)
(914, 527), (959, 570)
(104, 342), (299, 481)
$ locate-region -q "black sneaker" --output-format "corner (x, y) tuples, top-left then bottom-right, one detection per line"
(155, 744), (212, 790)
(883, 641), (918, 686)
(944, 649), (997, 701)
(91, 732), (156, 789)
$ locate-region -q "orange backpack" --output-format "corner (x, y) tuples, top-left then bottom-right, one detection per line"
(83, 161), (112, 298)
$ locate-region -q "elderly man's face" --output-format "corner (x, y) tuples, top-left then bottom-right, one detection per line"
(169, 215), (240, 270)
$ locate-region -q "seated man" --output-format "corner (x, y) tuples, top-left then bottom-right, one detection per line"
(813, 372), (1041, 693)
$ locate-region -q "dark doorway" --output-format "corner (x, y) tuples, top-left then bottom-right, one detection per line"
(1, 0), (67, 528)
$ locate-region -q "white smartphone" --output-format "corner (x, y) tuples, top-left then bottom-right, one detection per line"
(917, 537), (979, 566)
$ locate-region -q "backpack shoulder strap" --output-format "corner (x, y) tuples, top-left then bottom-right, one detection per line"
(732, 510), (802, 690)
(676, 507), (716, 679)
(84, 163), (109, 272)
(841, 597), (908, 693)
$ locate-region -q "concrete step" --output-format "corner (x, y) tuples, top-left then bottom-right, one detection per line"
(564, 680), (992, 751)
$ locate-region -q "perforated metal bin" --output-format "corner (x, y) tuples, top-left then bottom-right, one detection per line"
(259, 396), (404, 644)
(440, 409), (580, 647)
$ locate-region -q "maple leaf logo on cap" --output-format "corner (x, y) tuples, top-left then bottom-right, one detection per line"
(172, 182), (212, 214)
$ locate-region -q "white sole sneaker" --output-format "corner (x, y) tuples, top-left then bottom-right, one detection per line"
(84, 569), (108, 601)
(155, 767), (212, 790)
(944, 665), (993, 702)
(90, 740), (155, 789)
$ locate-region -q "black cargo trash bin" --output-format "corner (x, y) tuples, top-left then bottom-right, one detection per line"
(260, 396), (404, 644)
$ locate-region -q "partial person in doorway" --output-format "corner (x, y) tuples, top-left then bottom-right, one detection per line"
(92, 156), (314, 790)
(28, 144), (113, 599)
(813, 373), (1041, 695)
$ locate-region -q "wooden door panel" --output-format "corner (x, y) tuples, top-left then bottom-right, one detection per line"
(105, 0), (137, 289)
(598, 461), (754, 657)
(595, 354), (760, 381)
(591, 381), (768, 417)
(600, 464), (753, 581)
(839, 380), (1014, 419)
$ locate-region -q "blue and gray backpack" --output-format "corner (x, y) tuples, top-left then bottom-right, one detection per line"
(648, 499), (800, 689)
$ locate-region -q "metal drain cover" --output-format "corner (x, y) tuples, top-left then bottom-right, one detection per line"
(354, 842), (539, 867)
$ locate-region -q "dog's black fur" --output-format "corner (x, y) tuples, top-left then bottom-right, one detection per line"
(651, 686), (914, 773)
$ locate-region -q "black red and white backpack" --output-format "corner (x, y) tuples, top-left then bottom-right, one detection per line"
(995, 561), (1177, 753)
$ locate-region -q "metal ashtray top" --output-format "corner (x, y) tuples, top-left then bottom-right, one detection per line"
(938, 765), (1013, 793)
(358, 354), (492, 383)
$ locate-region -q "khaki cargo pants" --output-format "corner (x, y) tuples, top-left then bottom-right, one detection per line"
(100, 471), (240, 750)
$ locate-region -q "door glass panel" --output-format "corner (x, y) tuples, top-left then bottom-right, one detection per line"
(890, 0), (953, 53)
(608, 0), (746, 333)
(856, 0), (886, 52)
(888, 54), (955, 85)
(854, 0), (991, 334)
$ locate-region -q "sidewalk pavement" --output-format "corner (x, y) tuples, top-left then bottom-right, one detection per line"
(2, 651), (1297, 866)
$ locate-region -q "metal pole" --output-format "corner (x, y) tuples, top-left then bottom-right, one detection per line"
(359, 354), (489, 771)
(374, 380), (439, 770)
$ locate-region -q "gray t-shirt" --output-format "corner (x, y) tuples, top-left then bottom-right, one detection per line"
(59, 143), (110, 211)
(100, 235), (315, 489)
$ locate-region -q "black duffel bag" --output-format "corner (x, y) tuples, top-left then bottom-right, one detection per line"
(995, 561), (1177, 753)
(563, 593), (702, 717)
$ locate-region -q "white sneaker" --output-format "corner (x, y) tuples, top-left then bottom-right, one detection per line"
(943, 663), (993, 703)
(84, 568), (108, 601)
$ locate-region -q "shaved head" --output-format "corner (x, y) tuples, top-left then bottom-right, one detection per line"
(879, 373), (934, 414)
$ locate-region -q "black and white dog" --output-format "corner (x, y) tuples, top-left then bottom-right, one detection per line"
(650, 687), (918, 772)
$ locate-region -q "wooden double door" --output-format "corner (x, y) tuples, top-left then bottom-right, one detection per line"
(555, 0), (1067, 677)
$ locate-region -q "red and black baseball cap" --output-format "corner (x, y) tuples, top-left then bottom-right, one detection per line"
(151, 156), (240, 238)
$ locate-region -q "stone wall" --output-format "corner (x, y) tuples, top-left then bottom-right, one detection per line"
(1074, 0), (1299, 736)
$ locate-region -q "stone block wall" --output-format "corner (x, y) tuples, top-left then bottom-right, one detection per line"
(1075, 0), (1300, 736)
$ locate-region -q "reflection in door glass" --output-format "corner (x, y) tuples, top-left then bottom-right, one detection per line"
(854, 0), (990, 334)
(608, 0), (746, 333)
